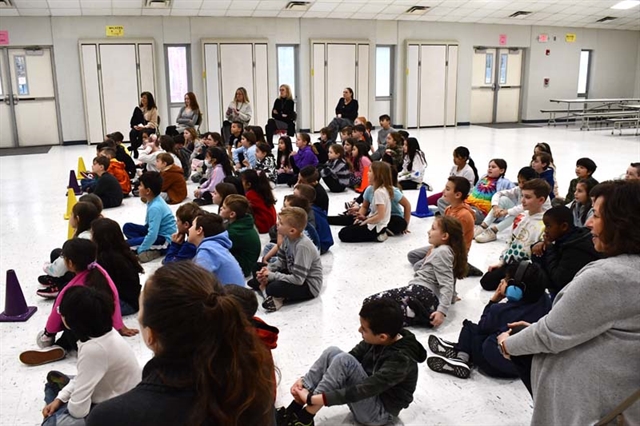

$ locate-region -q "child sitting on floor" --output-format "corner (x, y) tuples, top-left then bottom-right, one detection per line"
(123, 171), (177, 263)
(382, 132), (404, 172)
(298, 165), (329, 213)
(254, 142), (277, 184)
(38, 286), (140, 426)
(219, 194), (261, 277)
(349, 140), (372, 189)
(233, 131), (257, 172)
(163, 202), (201, 264)
(531, 152), (555, 200)
(561, 157), (598, 204)
(569, 178), (597, 227)
(427, 261), (551, 379)
(193, 147), (233, 206)
(319, 143), (351, 193)
(398, 137), (427, 190)
(101, 148), (132, 196)
(427, 146), (478, 206)
(249, 207), (323, 312)
(276, 136), (294, 185)
(277, 298), (426, 426)
(480, 179), (551, 291)
(88, 156), (123, 208)
(290, 133), (319, 184)
(240, 169), (277, 233)
(156, 153), (187, 204)
(212, 182), (238, 214)
(366, 216), (467, 329)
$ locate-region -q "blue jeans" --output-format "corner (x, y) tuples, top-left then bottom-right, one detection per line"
(43, 375), (86, 426)
(303, 347), (393, 425)
(123, 223), (167, 251)
(119, 299), (137, 316)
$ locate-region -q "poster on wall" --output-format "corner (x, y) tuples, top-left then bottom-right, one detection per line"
(499, 34), (507, 46)
(106, 26), (124, 37)
(0, 30), (9, 45)
(565, 33), (577, 42)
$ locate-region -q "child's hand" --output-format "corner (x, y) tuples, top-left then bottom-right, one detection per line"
(402, 228), (411, 234)
(119, 325), (139, 337)
(242, 159), (250, 167)
(194, 189), (201, 198)
(491, 281), (507, 302)
(171, 232), (184, 244)
(290, 377), (305, 397)
(531, 242), (545, 257)
(488, 263), (503, 272)
(42, 399), (63, 418)
(430, 311), (445, 328)
(507, 321), (531, 329)
(495, 209), (508, 218)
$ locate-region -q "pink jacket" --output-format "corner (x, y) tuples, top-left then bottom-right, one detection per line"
(45, 263), (124, 334)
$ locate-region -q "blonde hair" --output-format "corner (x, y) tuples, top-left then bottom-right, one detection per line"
(184, 127), (198, 141)
(370, 161), (394, 199)
(235, 87), (250, 104)
(223, 194), (251, 218)
(279, 207), (307, 232)
(280, 84), (292, 101)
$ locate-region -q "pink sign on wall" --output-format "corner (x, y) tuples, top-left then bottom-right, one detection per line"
(0, 31), (9, 45)
(499, 34), (507, 46)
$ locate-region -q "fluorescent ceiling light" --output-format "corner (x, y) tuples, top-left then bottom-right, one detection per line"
(611, 1), (640, 10)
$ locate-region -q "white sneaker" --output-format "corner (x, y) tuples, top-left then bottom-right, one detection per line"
(36, 330), (55, 349)
(377, 232), (389, 242)
(474, 225), (487, 238)
(475, 228), (497, 243)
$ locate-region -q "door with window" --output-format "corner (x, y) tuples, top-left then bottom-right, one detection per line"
(470, 48), (523, 123)
(0, 47), (61, 147)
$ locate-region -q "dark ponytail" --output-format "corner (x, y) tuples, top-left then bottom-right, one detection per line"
(72, 202), (100, 238)
(241, 169), (276, 207)
(61, 239), (112, 298)
(454, 146), (479, 184)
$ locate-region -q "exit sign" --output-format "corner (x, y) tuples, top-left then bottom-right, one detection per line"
(538, 34), (549, 43)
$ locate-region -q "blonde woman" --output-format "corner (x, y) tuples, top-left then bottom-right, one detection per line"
(265, 84), (297, 146)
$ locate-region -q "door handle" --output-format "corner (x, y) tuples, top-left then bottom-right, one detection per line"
(491, 83), (497, 91)
(3, 95), (10, 105)
(12, 96), (19, 105)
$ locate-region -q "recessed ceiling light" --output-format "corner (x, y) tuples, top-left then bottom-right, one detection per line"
(611, 0), (640, 9)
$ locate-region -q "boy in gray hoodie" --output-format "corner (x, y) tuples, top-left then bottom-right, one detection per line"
(277, 298), (427, 426)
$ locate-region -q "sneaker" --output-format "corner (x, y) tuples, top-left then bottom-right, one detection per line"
(138, 250), (162, 263)
(19, 346), (66, 366)
(385, 228), (395, 237)
(376, 231), (388, 242)
(427, 355), (471, 379)
(262, 296), (284, 312)
(275, 407), (291, 426)
(286, 411), (315, 426)
(473, 225), (487, 238)
(46, 370), (71, 392)
(38, 275), (56, 287)
(37, 330), (55, 349)
(466, 264), (484, 277)
(36, 285), (60, 299)
(428, 335), (458, 358)
(475, 228), (497, 243)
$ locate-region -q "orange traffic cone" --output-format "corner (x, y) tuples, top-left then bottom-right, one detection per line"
(355, 165), (370, 193)
(411, 184), (434, 218)
(0, 270), (37, 322)
(64, 188), (77, 220)
(76, 157), (87, 180)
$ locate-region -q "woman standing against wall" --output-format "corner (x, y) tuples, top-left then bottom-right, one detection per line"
(265, 84), (296, 147)
(129, 92), (158, 159)
(221, 87), (252, 143)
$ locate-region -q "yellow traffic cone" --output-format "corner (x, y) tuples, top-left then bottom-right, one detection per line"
(76, 157), (87, 180)
(64, 188), (77, 220)
(67, 219), (75, 239)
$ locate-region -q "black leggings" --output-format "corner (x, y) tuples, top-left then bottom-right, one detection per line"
(322, 175), (346, 193)
(265, 119), (295, 147)
(480, 265), (507, 291)
(129, 128), (155, 158)
(338, 223), (386, 242)
(399, 180), (419, 190)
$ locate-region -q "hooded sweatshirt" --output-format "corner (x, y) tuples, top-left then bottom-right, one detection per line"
(532, 226), (601, 295)
(108, 159), (131, 195)
(323, 329), (427, 417)
(445, 203), (475, 253)
(193, 232), (245, 286)
(160, 164), (187, 204)
(227, 215), (261, 277)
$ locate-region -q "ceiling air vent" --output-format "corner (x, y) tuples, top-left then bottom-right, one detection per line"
(509, 11), (532, 18)
(596, 16), (618, 22)
(145, 0), (171, 8)
(405, 6), (430, 15)
(0, 0), (14, 8)
(285, 1), (311, 11)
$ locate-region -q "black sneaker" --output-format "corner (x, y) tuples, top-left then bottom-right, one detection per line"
(46, 370), (71, 392)
(286, 411), (315, 426)
(427, 355), (470, 379)
(466, 264), (484, 277)
(428, 335), (458, 358)
(275, 407), (290, 426)
(38, 275), (56, 287)
(36, 285), (60, 299)
(262, 296), (283, 312)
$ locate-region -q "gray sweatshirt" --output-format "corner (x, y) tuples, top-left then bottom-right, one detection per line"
(506, 255), (640, 426)
(408, 245), (456, 315)
(268, 234), (323, 297)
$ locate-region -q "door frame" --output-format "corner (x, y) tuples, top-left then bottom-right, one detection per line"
(0, 46), (63, 147)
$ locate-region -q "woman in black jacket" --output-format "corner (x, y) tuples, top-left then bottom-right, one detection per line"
(327, 87), (359, 142)
(265, 84), (296, 147)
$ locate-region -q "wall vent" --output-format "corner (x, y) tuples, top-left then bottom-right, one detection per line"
(595, 16), (618, 22)
(145, 0), (171, 8)
(509, 11), (532, 18)
(285, 1), (311, 11)
(405, 6), (430, 15)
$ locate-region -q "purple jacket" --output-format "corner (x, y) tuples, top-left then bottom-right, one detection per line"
(292, 145), (318, 170)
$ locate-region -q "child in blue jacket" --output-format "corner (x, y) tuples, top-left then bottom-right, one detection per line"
(163, 202), (201, 264)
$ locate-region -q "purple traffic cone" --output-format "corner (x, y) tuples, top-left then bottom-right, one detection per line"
(68, 170), (82, 196)
(411, 184), (434, 218)
(0, 270), (37, 322)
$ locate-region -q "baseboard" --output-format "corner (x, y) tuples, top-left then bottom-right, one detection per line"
(457, 122), (470, 126)
(63, 140), (87, 146)
(299, 128), (311, 133)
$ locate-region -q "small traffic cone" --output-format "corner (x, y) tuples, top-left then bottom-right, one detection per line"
(64, 188), (77, 220)
(0, 270), (37, 322)
(67, 219), (75, 239)
(355, 165), (370, 193)
(411, 184), (434, 218)
(76, 157), (87, 180)
(67, 170), (82, 196)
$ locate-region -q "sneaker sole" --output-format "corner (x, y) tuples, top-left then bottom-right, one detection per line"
(428, 335), (456, 356)
(36, 292), (59, 299)
(20, 348), (66, 366)
(427, 356), (470, 379)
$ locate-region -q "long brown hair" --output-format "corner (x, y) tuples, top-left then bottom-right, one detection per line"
(141, 262), (275, 424)
(370, 161), (394, 199)
(438, 216), (468, 279)
(185, 92), (200, 111)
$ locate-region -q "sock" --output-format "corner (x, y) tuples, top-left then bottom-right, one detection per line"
(457, 351), (470, 363)
(297, 408), (315, 425)
(287, 400), (304, 414)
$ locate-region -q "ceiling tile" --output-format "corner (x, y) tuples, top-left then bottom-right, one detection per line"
(425, 6), (456, 15)
(0, 8), (20, 15)
(225, 9), (253, 15)
(227, 0), (259, 10)
(446, 7), (474, 16)
(309, 1), (337, 12)
(198, 9), (224, 15)
(16, 8), (51, 15)
(81, 0), (111, 8)
(82, 7), (112, 14)
(351, 11), (378, 19)
(142, 8), (171, 15)
(303, 10), (330, 17)
(458, 15), (479, 22)
(278, 10), (304, 17)
(396, 14), (422, 20)
(327, 10), (344, 18)
(47, 0), (81, 7)
(252, 9), (279, 16)
(171, 0), (203, 8)
(50, 8), (82, 15)
(112, 0), (141, 8)
(376, 13), (400, 19)
(171, 8), (200, 15)
(200, 0), (230, 9)
(13, 0), (49, 8)
(382, 5), (410, 13)
(333, 2), (366, 13)
(112, 8), (142, 15)
(476, 1), (511, 9)
(255, 0), (287, 10)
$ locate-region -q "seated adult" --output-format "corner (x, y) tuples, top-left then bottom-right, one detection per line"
(129, 91), (158, 159)
(497, 180), (640, 425)
(167, 92), (200, 135)
(326, 87), (359, 142)
(221, 87), (252, 143)
(265, 84), (296, 145)
(85, 262), (275, 426)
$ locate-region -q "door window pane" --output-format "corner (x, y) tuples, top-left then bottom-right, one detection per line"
(376, 46), (391, 97)
(484, 53), (493, 84)
(14, 55), (28, 95)
(499, 53), (508, 84)
(277, 45), (296, 99)
(166, 46), (189, 104)
(577, 50), (591, 97)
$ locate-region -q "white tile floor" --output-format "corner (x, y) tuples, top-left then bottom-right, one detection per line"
(0, 125), (638, 426)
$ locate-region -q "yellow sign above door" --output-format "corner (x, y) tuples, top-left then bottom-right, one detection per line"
(565, 33), (576, 43)
(106, 26), (124, 37)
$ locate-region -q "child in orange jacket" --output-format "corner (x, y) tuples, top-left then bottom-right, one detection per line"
(156, 153), (187, 204)
(100, 147), (131, 195)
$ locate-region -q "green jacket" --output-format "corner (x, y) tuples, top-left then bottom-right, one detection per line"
(324, 329), (427, 416)
(227, 214), (261, 277)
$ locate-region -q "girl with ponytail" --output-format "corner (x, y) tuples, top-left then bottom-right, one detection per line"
(86, 262), (276, 426)
(427, 146), (479, 206)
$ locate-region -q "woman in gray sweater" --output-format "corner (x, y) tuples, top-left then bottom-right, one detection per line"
(498, 180), (640, 426)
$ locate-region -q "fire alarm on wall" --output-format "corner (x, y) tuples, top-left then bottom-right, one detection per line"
(544, 78), (550, 87)
(545, 49), (550, 56)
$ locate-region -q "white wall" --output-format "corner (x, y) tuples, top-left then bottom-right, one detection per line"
(0, 16), (638, 142)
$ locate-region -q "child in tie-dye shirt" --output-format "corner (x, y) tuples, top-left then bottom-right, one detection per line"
(439, 159), (514, 224)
